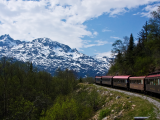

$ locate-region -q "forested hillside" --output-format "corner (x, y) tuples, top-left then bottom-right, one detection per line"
(108, 7), (160, 76)
(0, 57), (105, 120)
(0, 57), (73, 119)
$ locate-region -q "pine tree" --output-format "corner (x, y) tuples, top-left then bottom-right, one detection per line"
(30, 62), (33, 72)
(79, 77), (83, 83)
(126, 34), (135, 74)
(128, 34), (134, 52)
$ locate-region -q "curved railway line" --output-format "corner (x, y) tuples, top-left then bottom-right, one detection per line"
(94, 72), (160, 119)
(94, 84), (160, 119)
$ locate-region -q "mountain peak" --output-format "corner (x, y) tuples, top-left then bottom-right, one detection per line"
(0, 34), (11, 40)
(0, 34), (110, 77)
(71, 48), (78, 52)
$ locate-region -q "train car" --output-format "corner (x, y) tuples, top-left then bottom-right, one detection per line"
(95, 76), (102, 84)
(113, 75), (130, 89)
(101, 76), (113, 86)
(148, 71), (160, 75)
(129, 76), (146, 91)
(145, 74), (160, 94)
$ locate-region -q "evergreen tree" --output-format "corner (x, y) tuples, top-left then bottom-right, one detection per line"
(30, 62), (33, 72)
(79, 77), (83, 83)
(126, 34), (134, 74)
(128, 34), (134, 53)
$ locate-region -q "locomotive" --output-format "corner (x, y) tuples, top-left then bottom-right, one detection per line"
(95, 72), (160, 94)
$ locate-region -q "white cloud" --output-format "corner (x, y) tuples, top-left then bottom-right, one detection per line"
(102, 28), (112, 32)
(0, 0), (159, 50)
(141, 4), (160, 17)
(95, 51), (112, 58)
(83, 40), (108, 48)
(93, 31), (98, 36)
(133, 12), (140, 15)
(110, 36), (121, 39)
(95, 40), (108, 45)
(135, 40), (138, 45)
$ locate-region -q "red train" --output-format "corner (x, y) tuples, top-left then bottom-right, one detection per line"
(95, 72), (160, 94)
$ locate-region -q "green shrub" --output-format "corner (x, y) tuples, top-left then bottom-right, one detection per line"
(41, 95), (78, 120)
(41, 95), (93, 120)
(82, 77), (94, 84)
(88, 87), (103, 111)
(98, 108), (111, 120)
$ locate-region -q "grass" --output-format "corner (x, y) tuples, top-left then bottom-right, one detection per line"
(83, 83), (159, 120)
(98, 108), (111, 120)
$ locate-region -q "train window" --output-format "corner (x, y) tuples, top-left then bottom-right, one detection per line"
(141, 80), (143, 84)
(130, 80), (134, 84)
(104, 79), (110, 82)
(131, 80), (134, 84)
(96, 78), (100, 81)
(130, 80), (142, 84)
(157, 79), (159, 85)
(149, 79), (154, 85)
(155, 79), (159, 85)
(146, 79), (150, 84)
(155, 79), (160, 85)
(138, 80), (141, 84)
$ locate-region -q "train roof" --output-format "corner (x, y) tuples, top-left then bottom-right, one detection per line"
(95, 76), (101, 78)
(113, 75), (130, 79)
(148, 71), (160, 75)
(129, 76), (146, 80)
(102, 76), (113, 78)
(146, 74), (160, 78)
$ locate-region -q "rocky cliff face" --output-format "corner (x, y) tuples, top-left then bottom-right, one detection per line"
(0, 34), (111, 77)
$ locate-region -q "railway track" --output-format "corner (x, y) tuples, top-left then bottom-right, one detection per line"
(94, 84), (160, 119)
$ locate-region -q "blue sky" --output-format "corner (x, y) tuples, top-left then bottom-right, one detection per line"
(82, 6), (151, 57)
(0, 0), (160, 58)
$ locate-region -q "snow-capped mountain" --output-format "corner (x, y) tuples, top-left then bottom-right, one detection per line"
(0, 34), (111, 77)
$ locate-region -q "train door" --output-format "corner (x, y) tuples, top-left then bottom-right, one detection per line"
(100, 78), (102, 85)
(111, 78), (113, 87)
(144, 79), (146, 92)
(127, 79), (129, 90)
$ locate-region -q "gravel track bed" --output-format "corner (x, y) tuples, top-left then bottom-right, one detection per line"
(94, 84), (160, 119)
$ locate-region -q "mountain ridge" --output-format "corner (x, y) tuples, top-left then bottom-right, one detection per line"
(0, 34), (111, 77)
